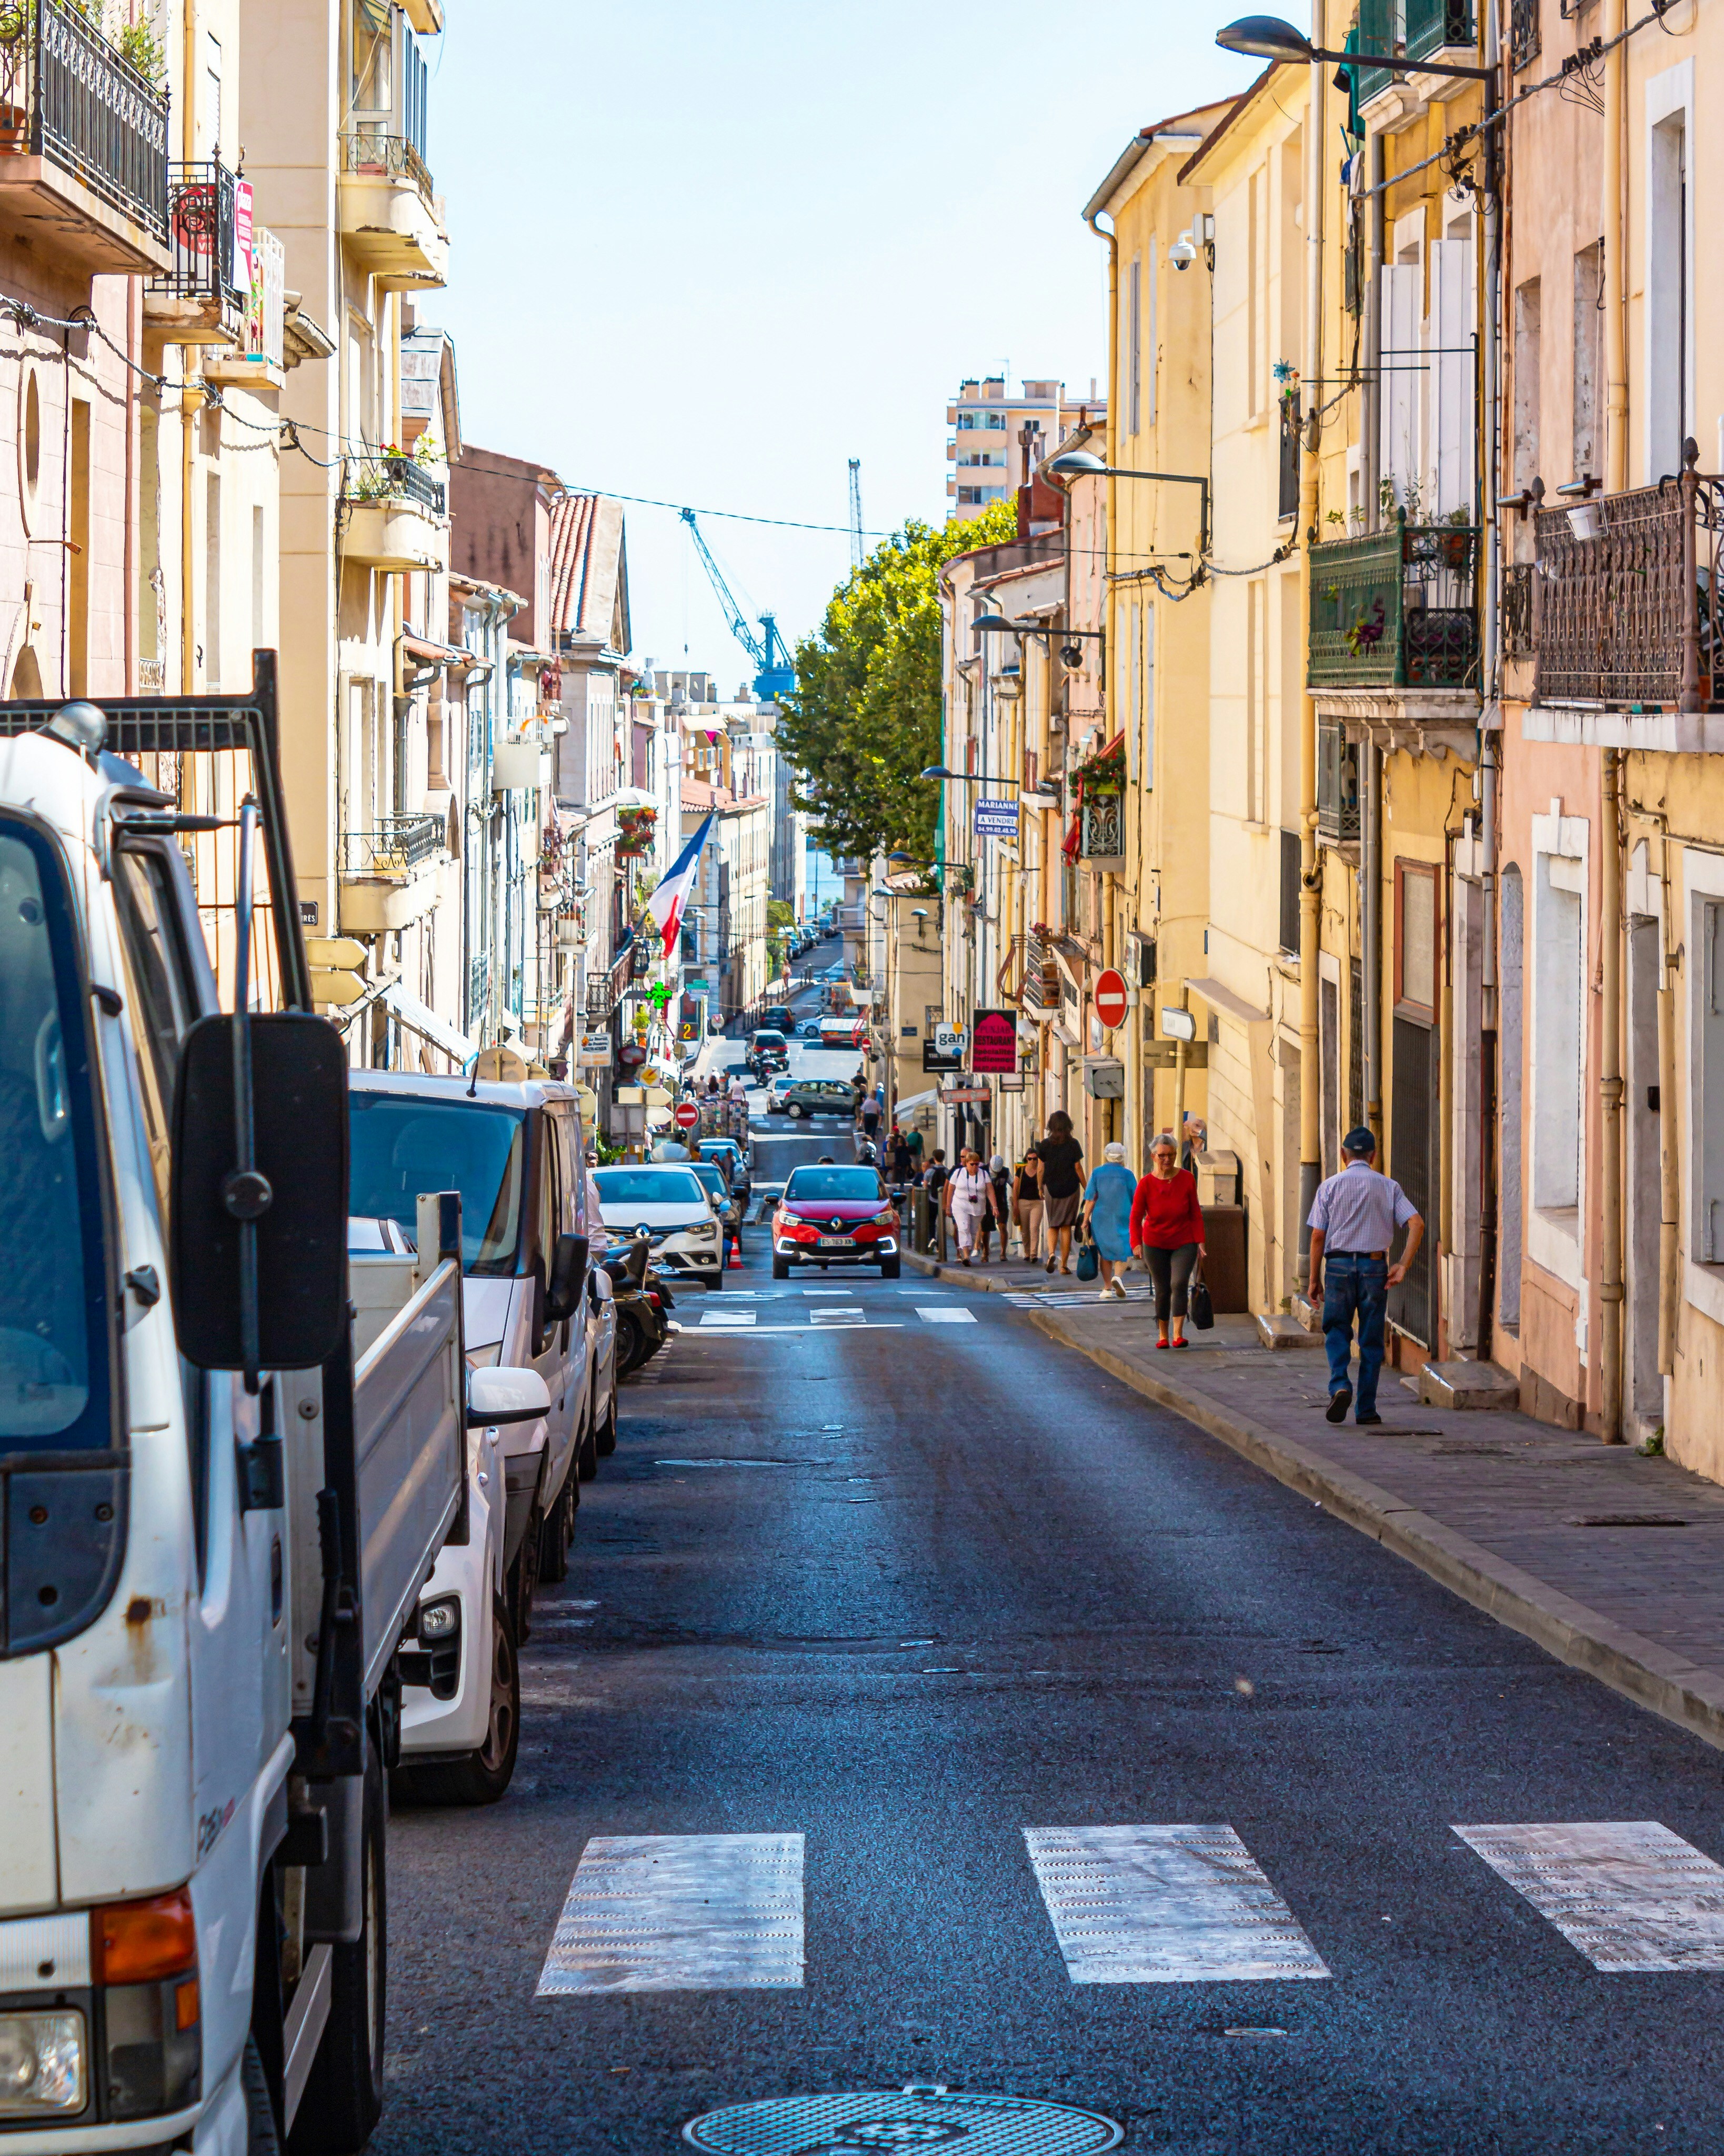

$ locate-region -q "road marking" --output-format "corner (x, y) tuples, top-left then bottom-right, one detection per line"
(917, 1306), (977, 1324)
(809, 1307), (867, 1325)
(1024, 1825), (1331, 1984)
(801, 1286), (854, 1295)
(699, 1310), (757, 1327)
(536, 1833), (804, 1994)
(1453, 1822), (1724, 1971)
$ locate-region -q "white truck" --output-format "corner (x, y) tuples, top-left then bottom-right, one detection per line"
(0, 662), (564, 2152)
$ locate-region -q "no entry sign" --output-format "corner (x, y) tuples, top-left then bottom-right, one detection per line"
(674, 1100), (700, 1130)
(1094, 967), (1129, 1030)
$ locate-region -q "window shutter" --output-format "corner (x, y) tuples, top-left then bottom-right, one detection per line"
(1380, 264), (1420, 506)
(1430, 237), (1474, 518)
(1701, 902), (1724, 1260)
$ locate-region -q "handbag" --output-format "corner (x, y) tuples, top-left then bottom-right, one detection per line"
(1075, 1231), (1099, 1283)
(1189, 1275), (1215, 1331)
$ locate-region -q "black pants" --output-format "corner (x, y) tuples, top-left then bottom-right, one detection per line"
(1144, 1242), (1200, 1320)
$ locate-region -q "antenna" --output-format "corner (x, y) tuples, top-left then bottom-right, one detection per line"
(847, 459), (864, 570)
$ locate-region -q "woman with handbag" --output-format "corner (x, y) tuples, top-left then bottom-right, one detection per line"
(1079, 1140), (1138, 1300)
(944, 1147), (998, 1266)
(1129, 1130), (1207, 1346)
(1037, 1110), (1085, 1275)
(1012, 1147), (1045, 1263)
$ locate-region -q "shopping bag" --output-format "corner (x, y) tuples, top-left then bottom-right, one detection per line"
(1075, 1234), (1099, 1282)
(1189, 1276), (1215, 1330)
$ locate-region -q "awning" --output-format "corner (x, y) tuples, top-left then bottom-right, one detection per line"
(1187, 975), (1271, 1026)
(382, 981), (480, 1066)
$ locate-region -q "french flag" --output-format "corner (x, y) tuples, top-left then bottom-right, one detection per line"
(646, 813), (713, 959)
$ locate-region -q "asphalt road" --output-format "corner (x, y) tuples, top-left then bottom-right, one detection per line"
(375, 1235), (1724, 2155)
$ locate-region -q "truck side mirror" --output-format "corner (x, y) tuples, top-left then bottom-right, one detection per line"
(171, 1013), (348, 1371)
(543, 1231), (589, 1323)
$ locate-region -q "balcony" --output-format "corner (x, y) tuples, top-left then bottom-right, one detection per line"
(1309, 517), (1480, 692)
(1356, 0), (1476, 109)
(145, 162), (244, 342)
(1525, 451), (1724, 750)
(0, 0), (170, 274)
(340, 812), (446, 936)
(338, 128), (446, 290)
(339, 453), (448, 573)
(205, 224), (287, 390)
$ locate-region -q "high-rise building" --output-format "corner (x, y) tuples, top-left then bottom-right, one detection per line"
(945, 375), (1094, 519)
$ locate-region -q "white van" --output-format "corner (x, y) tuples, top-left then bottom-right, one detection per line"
(348, 1072), (617, 1800)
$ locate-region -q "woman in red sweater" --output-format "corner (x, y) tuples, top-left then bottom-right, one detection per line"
(1129, 1131), (1207, 1347)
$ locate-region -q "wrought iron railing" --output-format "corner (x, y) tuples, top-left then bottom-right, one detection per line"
(1508, 0), (1539, 69)
(339, 126), (433, 200)
(1356, 0), (1475, 101)
(1318, 721), (1361, 843)
(341, 812), (444, 878)
(1308, 514), (1481, 691)
(342, 453), (446, 516)
(1502, 561), (1535, 658)
(153, 160), (242, 306)
(0, 0), (169, 241)
(1532, 445), (1724, 708)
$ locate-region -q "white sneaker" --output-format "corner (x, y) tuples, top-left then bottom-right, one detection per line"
(1097, 1284), (1112, 1299)
(1109, 1277), (1127, 1299)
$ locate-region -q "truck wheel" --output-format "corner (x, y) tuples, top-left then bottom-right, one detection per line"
(288, 1753), (384, 2155)
(391, 1595), (519, 1808)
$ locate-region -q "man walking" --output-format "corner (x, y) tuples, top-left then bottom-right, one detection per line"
(1306, 1126), (1423, 1426)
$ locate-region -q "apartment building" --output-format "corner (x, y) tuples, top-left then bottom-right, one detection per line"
(945, 374), (1089, 518)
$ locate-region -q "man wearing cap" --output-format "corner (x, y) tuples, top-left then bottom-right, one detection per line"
(1306, 1127), (1424, 1425)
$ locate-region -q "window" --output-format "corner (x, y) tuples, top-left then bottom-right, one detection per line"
(112, 845), (202, 1231)
(1395, 860), (1438, 1020)
(348, 1095), (527, 1274)
(1279, 828), (1301, 955)
(1128, 254), (1141, 436)
(1648, 70), (1692, 481)
(1532, 851), (1583, 1215)
(0, 816), (112, 1452)
(1512, 278), (1541, 491)
(1572, 239), (1603, 482)
(1695, 899), (1724, 1262)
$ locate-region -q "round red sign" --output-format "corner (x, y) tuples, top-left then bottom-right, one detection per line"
(674, 1100), (700, 1130)
(1094, 967), (1129, 1030)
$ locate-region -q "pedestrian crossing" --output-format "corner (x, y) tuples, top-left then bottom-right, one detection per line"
(532, 1820), (1724, 1994)
(1003, 1287), (1156, 1309)
(688, 1288), (985, 1335)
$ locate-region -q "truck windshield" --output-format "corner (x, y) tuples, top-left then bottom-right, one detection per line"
(0, 819), (111, 1452)
(348, 1094), (527, 1275)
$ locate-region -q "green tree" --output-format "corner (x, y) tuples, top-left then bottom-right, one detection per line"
(778, 501), (1018, 866)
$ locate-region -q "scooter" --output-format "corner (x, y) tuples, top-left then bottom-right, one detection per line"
(607, 1232), (673, 1374)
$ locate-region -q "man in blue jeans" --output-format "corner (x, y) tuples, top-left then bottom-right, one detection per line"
(1306, 1127), (1424, 1425)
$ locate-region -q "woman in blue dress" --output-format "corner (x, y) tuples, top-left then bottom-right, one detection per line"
(1081, 1140), (1138, 1300)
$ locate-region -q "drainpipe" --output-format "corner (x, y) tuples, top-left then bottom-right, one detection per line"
(1657, 833), (1679, 1384)
(1297, 23), (1325, 1289)
(1362, 131), (1385, 528)
(1599, 747), (1625, 1439)
(1601, 0), (1627, 494)
(1360, 122), (1386, 1144)
(1086, 203), (1120, 1149)
(1477, 0), (1504, 1355)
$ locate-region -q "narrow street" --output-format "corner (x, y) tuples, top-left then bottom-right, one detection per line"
(376, 1237), (1724, 2155)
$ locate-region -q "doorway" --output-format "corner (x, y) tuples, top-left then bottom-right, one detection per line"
(1626, 917), (1663, 1430)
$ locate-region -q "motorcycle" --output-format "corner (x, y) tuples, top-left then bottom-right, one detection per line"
(607, 1231), (673, 1375)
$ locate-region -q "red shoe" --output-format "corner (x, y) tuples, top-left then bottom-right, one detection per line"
(1155, 1338), (1170, 1350)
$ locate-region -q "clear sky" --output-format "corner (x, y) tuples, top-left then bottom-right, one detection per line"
(422, 1), (1256, 683)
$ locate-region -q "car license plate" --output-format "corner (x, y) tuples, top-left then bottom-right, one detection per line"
(819, 1235), (855, 1249)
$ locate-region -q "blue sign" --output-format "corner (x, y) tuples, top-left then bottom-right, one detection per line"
(974, 797), (1019, 839)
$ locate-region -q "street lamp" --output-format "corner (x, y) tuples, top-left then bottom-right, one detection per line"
(921, 765), (1021, 790)
(1215, 12), (1495, 75)
(1047, 448), (1211, 555)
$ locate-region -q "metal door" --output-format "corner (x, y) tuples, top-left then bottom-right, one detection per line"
(1388, 1014), (1438, 1346)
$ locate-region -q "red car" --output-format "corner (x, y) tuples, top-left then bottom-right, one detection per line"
(772, 1163), (900, 1279)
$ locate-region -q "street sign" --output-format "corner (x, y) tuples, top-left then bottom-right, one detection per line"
(941, 1085), (990, 1104)
(1094, 967), (1129, 1030)
(923, 1040), (963, 1075)
(971, 1007), (1018, 1074)
(674, 1100), (700, 1130)
(974, 797), (1019, 839)
(578, 1032), (612, 1069)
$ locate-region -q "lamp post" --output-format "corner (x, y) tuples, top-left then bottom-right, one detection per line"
(1048, 448), (1213, 556)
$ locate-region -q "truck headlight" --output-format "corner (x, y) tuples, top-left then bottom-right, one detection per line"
(0, 2011), (86, 2115)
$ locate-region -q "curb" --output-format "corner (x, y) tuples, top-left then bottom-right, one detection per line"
(909, 1248), (1724, 1753)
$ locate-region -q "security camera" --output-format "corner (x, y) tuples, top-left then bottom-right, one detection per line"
(1169, 232), (1198, 273)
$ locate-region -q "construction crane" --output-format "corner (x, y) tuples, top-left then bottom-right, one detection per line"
(679, 507), (796, 704)
(847, 458), (864, 570)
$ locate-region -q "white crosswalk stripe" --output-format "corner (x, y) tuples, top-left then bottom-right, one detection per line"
(1024, 1824), (1330, 1984)
(1004, 1290), (1155, 1309)
(537, 1833), (804, 1994)
(917, 1307), (977, 1323)
(1454, 1822), (1724, 1971)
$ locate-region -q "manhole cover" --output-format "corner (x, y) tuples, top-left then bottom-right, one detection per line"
(683, 2084), (1122, 2154)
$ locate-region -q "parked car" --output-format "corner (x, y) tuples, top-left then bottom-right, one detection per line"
(782, 1077), (857, 1119)
(772, 1163), (901, 1278)
(796, 1017), (821, 1038)
(765, 1072), (798, 1112)
(690, 1159), (743, 1237)
(593, 1162), (726, 1290)
(761, 1003), (795, 1033)
(698, 1136), (752, 1207)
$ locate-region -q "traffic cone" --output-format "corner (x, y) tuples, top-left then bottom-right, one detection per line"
(728, 1250), (743, 1268)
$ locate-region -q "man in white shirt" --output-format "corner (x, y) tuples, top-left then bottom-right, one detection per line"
(1307, 1126), (1423, 1426)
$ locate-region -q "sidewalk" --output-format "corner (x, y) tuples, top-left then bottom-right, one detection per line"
(906, 1247), (1724, 1752)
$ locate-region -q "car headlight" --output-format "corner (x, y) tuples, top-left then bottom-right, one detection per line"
(692, 1220), (720, 1240)
(0, 2012), (85, 2115)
